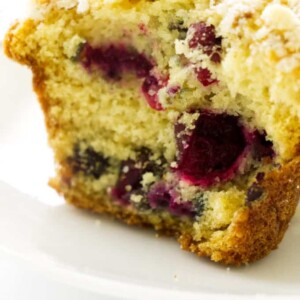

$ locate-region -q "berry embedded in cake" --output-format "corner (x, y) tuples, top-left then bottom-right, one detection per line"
(5, 0), (300, 265)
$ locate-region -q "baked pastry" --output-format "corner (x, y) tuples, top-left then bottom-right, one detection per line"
(5, 0), (300, 265)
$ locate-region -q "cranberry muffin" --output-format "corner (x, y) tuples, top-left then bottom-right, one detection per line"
(5, 0), (300, 264)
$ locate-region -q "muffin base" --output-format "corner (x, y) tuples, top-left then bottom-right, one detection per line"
(51, 156), (300, 265)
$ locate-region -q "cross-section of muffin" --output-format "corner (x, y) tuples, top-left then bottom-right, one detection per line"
(5, 0), (300, 265)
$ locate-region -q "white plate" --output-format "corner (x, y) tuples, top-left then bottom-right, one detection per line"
(0, 46), (300, 300)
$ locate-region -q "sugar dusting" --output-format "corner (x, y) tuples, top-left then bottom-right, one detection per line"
(77, 0), (89, 13)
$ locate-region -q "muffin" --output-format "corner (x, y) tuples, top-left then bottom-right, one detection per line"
(5, 0), (300, 264)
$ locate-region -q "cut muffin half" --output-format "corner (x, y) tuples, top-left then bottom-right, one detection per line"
(5, 0), (300, 264)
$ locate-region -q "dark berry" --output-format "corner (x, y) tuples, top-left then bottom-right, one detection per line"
(169, 200), (196, 217)
(111, 159), (144, 205)
(192, 194), (206, 217)
(168, 20), (188, 40)
(132, 197), (151, 211)
(256, 172), (265, 182)
(174, 122), (188, 156)
(80, 43), (153, 80)
(210, 52), (221, 64)
(147, 182), (172, 209)
(252, 131), (274, 161)
(127, 190), (151, 211)
(175, 111), (247, 187)
(141, 75), (165, 110)
(195, 68), (218, 87)
(111, 148), (166, 204)
(246, 183), (264, 203)
(68, 146), (109, 179)
(188, 22), (217, 48)
(167, 85), (181, 96)
(137, 147), (166, 176)
(188, 22), (222, 63)
(147, 182), (196, 217)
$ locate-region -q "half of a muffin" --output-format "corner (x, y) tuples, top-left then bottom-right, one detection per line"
(5, 0), (300, 264)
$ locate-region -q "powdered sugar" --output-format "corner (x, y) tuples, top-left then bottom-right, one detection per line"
(262, 4), (299, 31)
(56, 0), (77, 10)
(77, 0), (89, 13)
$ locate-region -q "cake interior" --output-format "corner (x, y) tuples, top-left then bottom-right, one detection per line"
(6, 0), (300, 250)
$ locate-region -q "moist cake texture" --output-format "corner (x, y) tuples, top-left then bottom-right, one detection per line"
(5, 0), (300, 264)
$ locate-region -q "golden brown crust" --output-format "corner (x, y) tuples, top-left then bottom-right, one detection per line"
(4, 20), (58, 138)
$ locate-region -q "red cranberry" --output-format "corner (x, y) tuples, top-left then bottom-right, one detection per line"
(175, 111), (248, 187)
(147, 182), (172, 209)
(80, 44), (153, 79)
(79, 43), (170, 111)
(111, 148), (166, 204)
(210, 52), (221, 64)
(167, 85), (181, 96)
(141, 75), (166, 111)
(188, 22), (222, 63)
(111, 159), (143, 205)
(195, 68), (218, 87)
(147, 182), (196, 217)
(188, 22), (217, 48)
